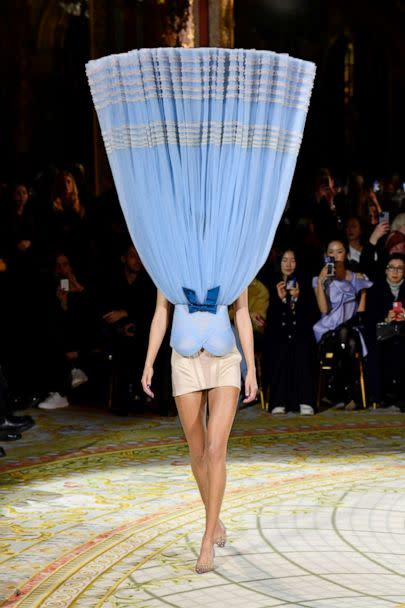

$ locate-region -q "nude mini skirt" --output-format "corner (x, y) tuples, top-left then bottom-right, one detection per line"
(171, 346), (242, 397)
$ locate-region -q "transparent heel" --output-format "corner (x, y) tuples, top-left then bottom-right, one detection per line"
(195, 546), (215, 574)
(214, 520), (226, 548)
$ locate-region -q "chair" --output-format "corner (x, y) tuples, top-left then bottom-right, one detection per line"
(316, 348), (367, 409)
(255, 352), (267, 411)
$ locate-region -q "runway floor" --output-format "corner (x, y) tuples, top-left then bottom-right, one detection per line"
(0, 404), (405, 608)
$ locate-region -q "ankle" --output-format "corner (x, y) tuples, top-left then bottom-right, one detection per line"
(201, 533), (215, 545)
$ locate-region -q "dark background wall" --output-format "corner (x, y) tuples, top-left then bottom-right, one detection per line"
(235, 0), (405, 182)
(0, 0), (403, 185)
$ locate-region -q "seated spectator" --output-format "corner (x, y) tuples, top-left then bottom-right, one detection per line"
(37, 252), (95, 410)
(385, 213), (405, 256)
(45, 170), (91, 272)
(359, 217), (390, 280)
(313, 240), (372, 409)
(364, 253), (405, 410)
(309, 169), (344, 247)
(4, 182), (38, 276)
(357, 188), (382, 226)
(262, 249), (317, 415)
(95, 242), (157, 415)
(344, 216), (365, 272)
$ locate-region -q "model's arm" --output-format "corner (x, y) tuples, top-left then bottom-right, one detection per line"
(141, 289), (172, 397)
(234, 288), (258, 403)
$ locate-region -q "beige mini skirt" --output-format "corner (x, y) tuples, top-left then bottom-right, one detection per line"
(171, 346), (242, 397)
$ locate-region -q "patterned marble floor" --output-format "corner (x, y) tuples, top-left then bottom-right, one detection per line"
(0, 405), (405, 608)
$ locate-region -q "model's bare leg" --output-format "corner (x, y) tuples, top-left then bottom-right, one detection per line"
(197, 386), (239, 571)
(175, 391), (227, 550)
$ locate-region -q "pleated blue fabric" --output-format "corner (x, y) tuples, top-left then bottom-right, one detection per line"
(86, 48), (315, 355)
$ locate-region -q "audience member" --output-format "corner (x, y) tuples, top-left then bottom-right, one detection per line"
(313, 240), (372, 409)
(385, 213), (405, 256)
(263, 249), (317, 415)
(95, 243), (157, 415)
(36, 252), (94, 410)
(344, 216), (365, 272)
(364, 253), (405, 410)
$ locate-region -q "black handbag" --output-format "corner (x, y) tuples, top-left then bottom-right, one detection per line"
(376, 321), (405, 342)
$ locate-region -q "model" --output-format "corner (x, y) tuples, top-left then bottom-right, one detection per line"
(86, 47), (315, 574)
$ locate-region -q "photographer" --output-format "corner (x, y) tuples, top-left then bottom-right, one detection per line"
(364, 254), (405, 409)
(313, 240), (372, 409)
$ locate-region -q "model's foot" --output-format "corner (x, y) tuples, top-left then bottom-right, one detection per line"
(195, 539), (215, 574)
(214, 519), (226, 548)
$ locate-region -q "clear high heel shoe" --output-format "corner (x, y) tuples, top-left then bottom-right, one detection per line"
(195, 545), (215, 574)
(214, 520), (226, 548)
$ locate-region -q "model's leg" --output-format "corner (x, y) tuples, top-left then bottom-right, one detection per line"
(175, 391), (225, 542)
(197, 385), (239, 571)
(175, 390), (208, 501)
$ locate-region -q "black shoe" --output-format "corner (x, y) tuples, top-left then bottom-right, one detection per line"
(0, 432), (22, 441)
(0, 447), (5, 457)
(10, 394), (43, 411)
(0, 415), (35, 433)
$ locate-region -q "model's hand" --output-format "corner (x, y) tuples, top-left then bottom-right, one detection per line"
(141, 365), (154, 398)
(243, 369), (258, 403)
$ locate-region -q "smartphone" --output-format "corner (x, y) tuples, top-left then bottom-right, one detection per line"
(393, 301), (403, 313)
(60, 278), (69, 291)
(324, 256), (335, 276)
(286, 276), (297, 290)
(373, 180), (380, 192)
(379, 211), (390, 224)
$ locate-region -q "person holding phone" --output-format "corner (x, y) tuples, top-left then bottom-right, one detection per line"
(262, 249), (317, 416)
(364, 253), (405, 410)
(313, 240), (372, 409)
(385, 213), (405, 257)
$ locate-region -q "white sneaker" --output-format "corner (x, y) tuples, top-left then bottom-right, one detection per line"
(38, 392), (69, 410)
(271, 406), (286, 415)
(300, 404), (314, 416)
(71, 368), (88, 389)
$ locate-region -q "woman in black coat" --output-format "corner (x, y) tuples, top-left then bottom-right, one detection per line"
(262, 249), (317, 415)
(364, 253), (405, 408)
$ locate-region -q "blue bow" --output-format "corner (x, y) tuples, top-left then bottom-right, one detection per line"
(183, 286), (220, 314)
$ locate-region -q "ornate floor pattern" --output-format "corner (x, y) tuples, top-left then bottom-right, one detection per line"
(0, 405), (405, 607)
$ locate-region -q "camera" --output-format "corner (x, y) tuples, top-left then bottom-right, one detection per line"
(286, 276), (297, 290)
(324, 256), (335, 276)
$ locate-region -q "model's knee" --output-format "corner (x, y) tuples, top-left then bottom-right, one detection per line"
(206, 442), (226, 464)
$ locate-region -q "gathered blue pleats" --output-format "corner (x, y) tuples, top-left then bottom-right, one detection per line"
(86, 48), (315, 355)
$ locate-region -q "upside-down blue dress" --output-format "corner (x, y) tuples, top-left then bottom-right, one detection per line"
(86, 47), (315, 395)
